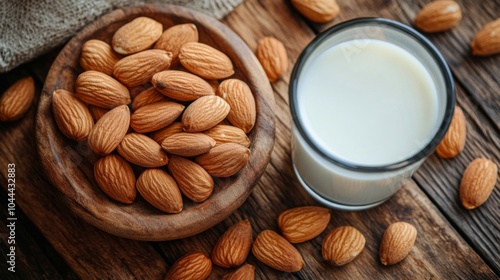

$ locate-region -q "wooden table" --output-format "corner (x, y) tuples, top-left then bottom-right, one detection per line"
(1, 0), (498, 279)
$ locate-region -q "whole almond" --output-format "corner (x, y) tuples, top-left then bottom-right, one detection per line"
(195, 143), (250, 177)
(94, 154), (136, 204)
(322, 226), (365, 266)
(154, 23), (199, 62)
(436, 106), (466, 158)
(182, 95), (230, 132)
(88, 106), (109, 122)
(117, 133), (169, 167)
(152, 70), (214, 101)
(204, 125), (250, 147)
(152, 122), (184, 144)
(112, 17), (163, 55)
(459, 158), (498, 209)
(256, 37), (288, 82)
(131, 87), (170, 111)
(52, 89), (94, 141)
(278, 206), (330, 243)
(165, 252), (212, 280)
(0, 76), (35, 122)
(80, 39), (121, 75)
(161, 133), (215, 157)
(76, 70), (130, 109)
(471, 18), (500, 56)
(130, 101), (185, 133)
(212, 220), (253, 268)
(136, 169), (182, 213)
(291, 0), (340, 23)
(380, 222), (417, 266)
(113, 49), (173, 87)
(88, 105), (130, 156)
(222, 264), (255, 280)
(415, 1), (462, 33)
(252, 230), (304, 273)
(179, 42), (235, 79)
(217, 79), (256, 133)
(168, 155), (214, 202)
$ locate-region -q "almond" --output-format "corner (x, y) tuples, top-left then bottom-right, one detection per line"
(117, 133), (169, 167)
(154, 23), (199, 62)
(164, 252), (212, 280)
(217, 79), (256, 133)
(278, 206), (330, 243)
(322, 226), (365, 266)
(252, 230), (304, 272)
(256, 37), (288, 82)
(195, 143), (250, 177)
(151, 122), (184, 144)
(88, 106), (109, 122)
(291, 0), (340, 23)
(380, 222), (417, 266)
(80, 39), (121, 75)
(52, 89), (94, 141)
(182, 95), (230, 132)
(204, 125), (250, 147)
(415, 1), (462, 33)
(130, 101), (185, 133)
(459, 158), (498, 209)
(112, 17), (163, 55)
(222, 264), (255, 280)
(131, 87), (170, 111)
(152, 70), (214, 101)
(136, 169), (182, 213)
(212, 220), (253, 268)
(94, 154), (136, 204)
(168, 155), (214, 202)
(471, 18), (500, 56)
(0, 76), (35, 122)
(113, 49), (173, 87)
(436, 106), (466, 158)
(179, 42), (234, 79)
(76, 70), (130, 109)
(161, 132), (215, 157)
(88, 105), (130, 156)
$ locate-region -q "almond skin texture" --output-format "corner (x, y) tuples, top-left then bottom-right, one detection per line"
(154, 23), (199, 62)
(252, 230), (304, 272)
(436, 106), (466, 158)
(52, 89), (94, 141)
(88, 106), (109, 122)
(256, 37), (288, 82)
(179, 42), (235, 79)
(152, 70), (215, 101)
(94, 154), (136, 204)
(168, 155), (214, 202)
(291, 0), (340, 23)
(80, 39), (121, 75)
(278, 206), (330, 243)
(195, 143), (250, 177)
(459, 158), (498, 209)
(161, 132), (215, 157)
(322, 226), (366, 266)
(112, 17), (163, 55)
(136, 169), (182, 213)
(222, 264), (255, 280)
(131, 87), (169, 111)
(152, 122), (184, 144)
(471, 18), (500, 56)
(380, 222), (417, 266)
(0, 76), (35, 122)
(164, 252), (212, 280)
(212, 220), (253, 268)
(130, 101), (185, 133)
(217, 79), (256, 133)
(204, 125), (250, 147)
(88, 105), (130, 156)
(415, 1), (462, 33)
(113, 49), (173, 87)
(75, 70), (130, 109)
(182, 95), (230, 132)
(117, 133), (169, 167)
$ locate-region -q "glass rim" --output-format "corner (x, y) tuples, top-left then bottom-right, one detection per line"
(289, 17), (456, 172)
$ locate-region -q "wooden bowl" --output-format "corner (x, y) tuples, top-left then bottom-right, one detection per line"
(36, 4), (275, 241)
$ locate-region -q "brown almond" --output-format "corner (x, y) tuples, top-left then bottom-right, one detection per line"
(222, 264), (255, 280)
(182, 95), (230, 132)
(152, 70), (214, 101)
(322, 226), (365, 266)
(136, 169), (182, 213)
(380, 222), (417, 266)
(278, 206), (330, 243)
(113, 49), (172, 87)
(195, 143), (250, 177)
(151, 122), (184, 144)
(204, 125), (250, 147)
(52, 89), (94, 141)
(179, 42), (234, 79)
(94, 154), (136, 204)
(471, 18), (500, 56)
(415, 1), (462, 33)
(154, 23), (199, 62)
(88, 106), (109, 122)
(0, 76), (35, 122)
(164, 252), (212, 280)
(252, 230), (304, 272)
(80, 39), (121, 75)
(75, 70), (130, 109)
(256, 37), (288, 82)
(291, 0), (340, 23)
(217, 79), (256, 133)
(117, 133), (169, 167)
(131, 87), (170, 111)
(459, 158), (498, 209)
(112, 17), (163, 55)
(168, 156), (214, 202)
(130, 101), (185, 133)
(161, 132), (215, 157)
(88, 105), (130, 156)
(436, 106), (466, 158)
(212, 220), (253, 268)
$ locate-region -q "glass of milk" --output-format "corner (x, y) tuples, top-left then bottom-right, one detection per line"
(289, 18), (455, 210)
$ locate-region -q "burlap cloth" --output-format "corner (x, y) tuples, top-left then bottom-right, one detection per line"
(0, 0), (243, 73)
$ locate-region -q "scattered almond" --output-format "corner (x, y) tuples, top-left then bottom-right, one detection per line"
(415, 0), (462, 33)
(203, 125), (251, 147)
(164, 252), (212, 280)
(52, 89), (94, 141)
(179, 42), (235, 79)
(161, 132), (215, 157)
(0, 76), (35, 122)
(131, 87), (170, 111)
(168, 155), (214, 202)
(136, 169), (182, 213)
(471, 18), (500, 56)
(182, 95), (231, 132)
(80, 39), (121, 75)
(76, 70), (130, 109)
(380, 222), (417, 266)
(278, 206), (330, 243)
(152, 70), (214, 101)
(436, 106), (467, 158)
(87, 105), (130, 156)
(252, 230), (304, 272)
(154, 23), (199, 62)
(130, 101), (184, 133)
(459, 158), (498, 209)
(117, 133), (169, 167)
(151, 122), (184, 144)
(222, 264), (255, 280)
(88, 106), (109, 122)
(113, 49), (172, 87)
(196, 143), (250, 177)
(94, 154), (136, 204)
(217, 79), (256, 133)
(212, 220), (253, 268)
(322, 226), (365, 266)
(256, 37), (288, 82)
(291, 0), (340, 23)
(112, 17), (163, 55)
